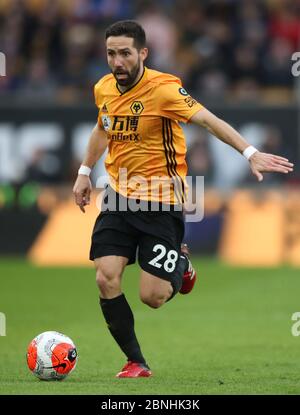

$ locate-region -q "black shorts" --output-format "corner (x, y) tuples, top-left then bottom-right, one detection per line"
(90, 210), (185, 282)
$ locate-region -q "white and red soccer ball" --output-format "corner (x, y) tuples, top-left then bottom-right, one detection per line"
(26, 331), (77, 380)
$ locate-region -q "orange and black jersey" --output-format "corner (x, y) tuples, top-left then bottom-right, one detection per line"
(94, 67), (204, 204)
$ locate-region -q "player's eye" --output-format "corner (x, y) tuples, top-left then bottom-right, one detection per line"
(123, 51), (130, 57)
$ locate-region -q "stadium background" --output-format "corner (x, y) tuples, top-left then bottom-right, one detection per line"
(1, 0), (300, 395)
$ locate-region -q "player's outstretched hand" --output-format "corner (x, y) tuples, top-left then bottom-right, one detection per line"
(249, 151), (294, 182)
(73, 175), (92, 213)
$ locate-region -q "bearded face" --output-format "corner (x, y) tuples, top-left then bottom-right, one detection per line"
(112, 60), (141, 87)
(106, 36), (147, 89)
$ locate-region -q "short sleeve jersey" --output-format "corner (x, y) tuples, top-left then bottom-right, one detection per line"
(94, 67), (204, 204)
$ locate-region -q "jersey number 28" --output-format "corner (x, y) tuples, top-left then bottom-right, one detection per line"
(148, 244), (178, 273)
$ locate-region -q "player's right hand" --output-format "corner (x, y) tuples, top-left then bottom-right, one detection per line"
(73, 175), (92, 213)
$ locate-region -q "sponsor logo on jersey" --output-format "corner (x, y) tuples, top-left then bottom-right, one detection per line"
(112, 116), (139, 132)
(109, 132), (141, 142)
(184, 96), (198, 108)
(179, 87), (197, 106)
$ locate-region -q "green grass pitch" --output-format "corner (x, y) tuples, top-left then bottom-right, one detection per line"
(0, 257), (299, 395)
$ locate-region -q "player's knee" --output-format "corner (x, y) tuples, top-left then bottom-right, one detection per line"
(95, 267), (121, 294)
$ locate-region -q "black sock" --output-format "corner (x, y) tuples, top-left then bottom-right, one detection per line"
(167, 255), (189, 301)
(99, 294), (147, 366)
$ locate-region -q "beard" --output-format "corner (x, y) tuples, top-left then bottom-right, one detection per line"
(113, 60), (141, 87)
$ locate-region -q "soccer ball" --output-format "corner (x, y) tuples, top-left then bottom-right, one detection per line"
(26, 331), (78, 381)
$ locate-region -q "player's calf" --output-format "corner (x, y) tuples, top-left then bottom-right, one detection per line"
(140, 292), (170, 309)
(139, 271), (173, 308)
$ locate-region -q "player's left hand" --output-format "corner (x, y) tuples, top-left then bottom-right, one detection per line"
(249, 151), (294, 182)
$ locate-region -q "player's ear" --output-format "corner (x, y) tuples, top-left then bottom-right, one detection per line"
(140, 47), (148, 62)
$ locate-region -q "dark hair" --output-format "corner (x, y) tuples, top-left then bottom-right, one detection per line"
(105, 20), (146, 49)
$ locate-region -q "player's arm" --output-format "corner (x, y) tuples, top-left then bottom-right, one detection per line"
(190, 108), (294, 181)
(73, 123), (107, 213)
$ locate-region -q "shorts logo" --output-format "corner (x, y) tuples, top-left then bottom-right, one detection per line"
(101, 115), (111, 131)
(178, 87), (188, 96)
(130, 101), (144, 115)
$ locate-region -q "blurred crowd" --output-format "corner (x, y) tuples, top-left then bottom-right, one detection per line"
(0, 0), (299, 104)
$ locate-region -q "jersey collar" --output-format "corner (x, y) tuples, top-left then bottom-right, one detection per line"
(116, 67), (147, 96)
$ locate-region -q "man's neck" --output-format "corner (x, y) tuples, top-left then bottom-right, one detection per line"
(117, 66), (145, 93)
